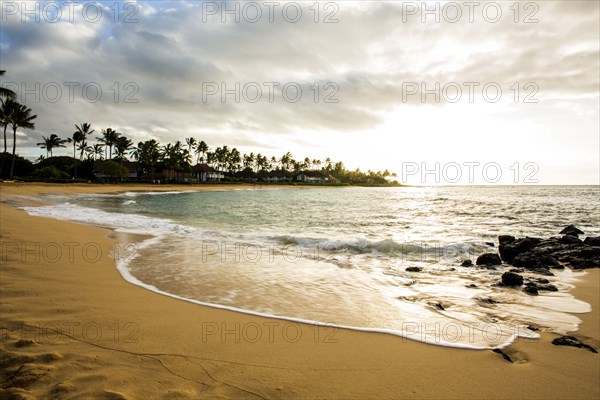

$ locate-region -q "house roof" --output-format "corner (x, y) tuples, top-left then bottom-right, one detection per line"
(93, 160), (141, 172)
(191, 163), (219, 173)
(297, 170), (327, 177)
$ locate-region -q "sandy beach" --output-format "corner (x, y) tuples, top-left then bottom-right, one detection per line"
(1, 183), (598, 399)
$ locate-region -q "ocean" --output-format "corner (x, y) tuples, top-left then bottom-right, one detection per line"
(22, 185), (599, 349)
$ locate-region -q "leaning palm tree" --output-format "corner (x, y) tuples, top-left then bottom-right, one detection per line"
(74, 123), (94, 160)
(0, 71), (16, 100)
(8, 101), (36, 179)
(37, 134), (66, 157)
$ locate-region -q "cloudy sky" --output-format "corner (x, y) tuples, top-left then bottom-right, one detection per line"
(1, 0), (598, 184)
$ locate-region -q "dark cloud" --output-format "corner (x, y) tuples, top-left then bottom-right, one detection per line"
(0, 0), (597, 178)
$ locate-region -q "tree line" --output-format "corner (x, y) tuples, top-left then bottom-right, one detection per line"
(0, 72), (398, 184)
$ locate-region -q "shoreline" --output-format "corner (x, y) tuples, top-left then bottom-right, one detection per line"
(1, 183), (599, 399)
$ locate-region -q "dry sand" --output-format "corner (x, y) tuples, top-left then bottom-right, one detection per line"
(1, 183), (598, 399)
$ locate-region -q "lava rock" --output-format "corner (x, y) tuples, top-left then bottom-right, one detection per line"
(466, 284), (478, 288)
(406, 266), (422, 272)
(529, 267), (554, 276)
(498, 235), (516, 246)
(433, 303), (445, 310)
(552, 336), (597, 353)
(537, 284), (558, 292)
(461, 259), (473, 267)
(485, 242), (495, 247)
(559, 225), (584, 236)
(560, 235), (583, 245)
(476, 253), (502, 266)
(550, 246), (600, 269)
(501, 271), (524, 287)
(478, 297), (498, 304)
(512, 252), (561, 270)
(524, 286), (539, 295)
(583, 236), (600, 247)
(499, 237), (543, 263)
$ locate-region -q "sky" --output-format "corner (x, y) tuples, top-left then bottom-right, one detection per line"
(0, 0), (598, 185)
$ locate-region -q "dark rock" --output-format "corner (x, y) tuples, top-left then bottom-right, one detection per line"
(492, 348), (513, 363)
(559, 225), (584, 236)
(502, 271), (524, 287)
(560, 235), (583, 245)
(460, 259), (473, 267)
(524, 286), (539, 295)
(498, 235), (516, 246)
(550, 246), (600, 269)
(529, 267), (554, 276)
(466, 284), (478, 288)
(534, 278), (550, 284)
(499, 237), (543, 263)
(448, 267), (456, 271)
(527, 325), (539, 331)
(513, 252), (561, 270)
(476, 253), (502, 266)
(406, 266), (422, 272)
(478, 297), (498, 304)
(584, 236), (600, 247)
(433, 303), (445, 310)
(537, 284), (558, 292)
(509, 267), (524, 273)
(552, 336), (597, 353)
(485, 242), (495, 247)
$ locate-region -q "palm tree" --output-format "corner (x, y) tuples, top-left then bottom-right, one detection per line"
(70, 131), (83, 158)
(228, 147), (241, 173)
(132, 139), (160, 179)
(98, 128), (120, 159)
(114, 136), (133, 163)
(256, 154), (269, 172)
(206, 151), (215, 169)
(195, 140), (208, 164)
(303, 157), (311, 171)
(185, 137), (197, 155)
(280, 152), (293, 172)
(8, 101), (36, 179)
(243, 152), (255, 170)
(92, 143), (104, 160)
(1, 99), (16, 153)
(37, 134), (67, 157)
(74, 123), (94, 160)
(0, 71), (16, 100)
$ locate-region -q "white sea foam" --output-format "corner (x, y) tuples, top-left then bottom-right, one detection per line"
(21, 203), (200, 236)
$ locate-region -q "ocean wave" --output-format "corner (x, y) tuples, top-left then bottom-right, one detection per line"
(21, 203), (201, 236)
(269, 235), (483, 257)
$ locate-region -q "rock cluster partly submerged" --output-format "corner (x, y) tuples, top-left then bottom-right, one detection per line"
(468, 225), (599, 294)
